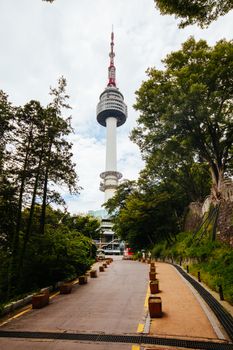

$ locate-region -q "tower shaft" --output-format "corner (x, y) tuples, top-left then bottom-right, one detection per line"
(97, 31), (127, 202)
(105, 117), (117, 171)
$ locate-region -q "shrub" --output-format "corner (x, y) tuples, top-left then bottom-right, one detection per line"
(153, 232), (233, 304)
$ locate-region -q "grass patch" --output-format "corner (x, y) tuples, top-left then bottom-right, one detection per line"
(152, 232), (233, 304)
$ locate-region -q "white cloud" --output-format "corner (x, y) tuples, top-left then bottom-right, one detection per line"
(1, 0), (232, 213)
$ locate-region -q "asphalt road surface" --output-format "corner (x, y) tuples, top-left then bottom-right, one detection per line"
(0, 256), (149, 350)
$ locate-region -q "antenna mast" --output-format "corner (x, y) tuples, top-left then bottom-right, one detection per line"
(108, 30), (116, 87)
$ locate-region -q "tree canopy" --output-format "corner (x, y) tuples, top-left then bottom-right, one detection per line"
(154, 0), (233, 27)
(0, 77), (104, 305)
(131, 37), (233, 203)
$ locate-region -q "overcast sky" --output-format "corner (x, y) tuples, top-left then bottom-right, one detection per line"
(1, 0), (232, 214)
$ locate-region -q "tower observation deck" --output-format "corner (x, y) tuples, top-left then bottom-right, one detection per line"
(97, 31), (127, 202)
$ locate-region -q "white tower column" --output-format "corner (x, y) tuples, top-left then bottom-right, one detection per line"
(106, 117), (117, 171)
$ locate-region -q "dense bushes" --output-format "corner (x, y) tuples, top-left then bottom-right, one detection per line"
(0, 208), (99, 306)
(152, 232), (233, 304)
(19, 226), (94, 291)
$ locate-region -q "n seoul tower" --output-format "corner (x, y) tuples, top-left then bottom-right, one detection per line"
(97, 31), (127, 202)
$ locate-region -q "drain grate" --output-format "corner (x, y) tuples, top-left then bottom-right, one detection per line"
(0, 330), (232, 349)
(98, 334), (142, 343)
(174, 264), (233, 343)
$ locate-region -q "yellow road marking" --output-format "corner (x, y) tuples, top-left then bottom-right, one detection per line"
(73, 279), (79, 285)
(135, 283), (150, 338)
(0, 306), (32, 327)
(49, 291), (60, 299)
(131, 346), (140, 350)
(144, 284), (150, 308)
(0, 290), (60, 327)
(137, 323), (144, 333)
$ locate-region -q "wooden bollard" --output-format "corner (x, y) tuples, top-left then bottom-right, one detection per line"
(99, 265), (104, 272)
(106, 260), (110, 265)
(150, 262), (155, 268)
(90, 269), (97, 278)
(149, 271), (157, 281)
(147, 259), (151, 264)
(198, 271), (201, 282)
(148, 296), (162, 318)
(79, 275), (88, 285)
(59, 282), (73, 294)
(150, 266), (156, 273)
(150, 280), (159, 294)
(103, 263), (107, 268)
(32, 293), (49, 309)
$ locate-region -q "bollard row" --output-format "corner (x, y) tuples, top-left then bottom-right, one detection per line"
(32, 258), (113, 309)
(145, 260), (163, 318)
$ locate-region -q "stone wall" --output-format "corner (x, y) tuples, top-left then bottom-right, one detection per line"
(183, 202), (202, 232)
(184, 200), (233, 247)
(217, 201), (233, 247)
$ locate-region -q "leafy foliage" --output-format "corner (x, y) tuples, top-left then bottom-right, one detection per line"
(0, 79), (94, 304)
(0, 206), (98, 304)
(132, 38), (233, 202)
(20, 226), (93, 290)
(152, 232), (233, 304)
(105, 182), (180, 251)
(154, 0), (233, 27)
(64, 214), (101, 240)
(104, 180), (137, 214)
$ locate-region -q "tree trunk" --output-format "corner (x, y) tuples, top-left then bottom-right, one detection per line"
(40, 142), (52, 235)
(17, 145), (44, 285)
(7, 137), (32, 298)
(14, 145), (30, 248)
(212, 204), (220, 241)
(209, 163), (225, 203)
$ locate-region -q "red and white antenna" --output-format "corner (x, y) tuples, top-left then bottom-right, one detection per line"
(107, 27), (116, 87)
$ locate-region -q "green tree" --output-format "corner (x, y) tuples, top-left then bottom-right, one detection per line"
(4, 78), (80, 295)
(7, 100), (45, 296)
(111, 189), (178, 251)
(39, 77), (79, 236)
(154, 0), (233, 28)
(17, 78), (79, 284)
(104, 180), (137, 215)
(0, 90), (13, 172)
(132, 38), (233, 204)
(139, 140), (211, 204)
(0, 89), (15, 245)
(65, 215), (101, 240)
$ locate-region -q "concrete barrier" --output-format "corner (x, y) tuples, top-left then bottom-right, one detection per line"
(150, 280), (159, 294)
(90, 269), (97, 278)
(79, 276), (88, 285)
(148, 296), (162, 318)
(32, 293), (49, 309)
(59, 283), (73, 294)
(149, 272), (157, 281)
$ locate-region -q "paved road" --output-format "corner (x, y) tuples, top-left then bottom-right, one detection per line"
(0, 257), (149, 350)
